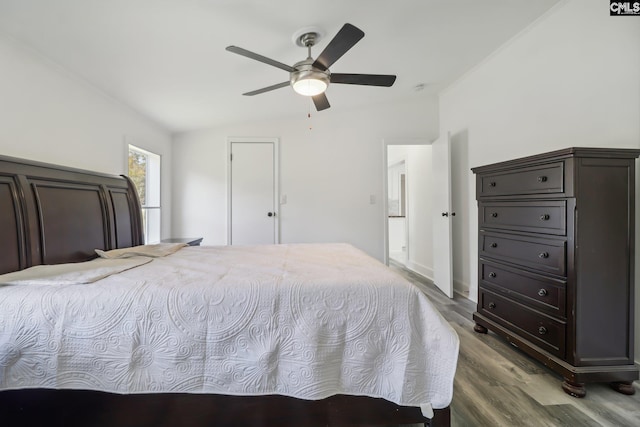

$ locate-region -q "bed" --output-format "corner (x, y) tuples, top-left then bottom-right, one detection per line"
(0, 155), (458, 426)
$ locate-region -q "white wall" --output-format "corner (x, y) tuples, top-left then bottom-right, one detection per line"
(387, 217), (406, 254)
(172, 96), (439, 260)
(450, 129), (471, 297)
(0, 33), (173, 238)
(439, 0), (640, 358)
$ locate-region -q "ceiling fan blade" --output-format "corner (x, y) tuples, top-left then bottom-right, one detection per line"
(243, 81), (290, 96)
(331, 73), (397, 87)
(312, 93), (331, 111)
(312, 23), (364, 71)
(226, 46), (295, 72)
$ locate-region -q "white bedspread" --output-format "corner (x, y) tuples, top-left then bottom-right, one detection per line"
(0, 243), (459, 409)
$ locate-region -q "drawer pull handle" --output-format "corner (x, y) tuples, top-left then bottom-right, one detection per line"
(538, 252), (549, 259)
(490, 242), (497, 248)
(489, 302), (496, 309)
(540, 214), (550, 221)
(489, 272), (497, 278)
(537, 176), (548, 183)
(538, 288), (548, 297)
(538, 326), (548, 335)
(489, 181), (496, 187)
(491, 212), (498, 218)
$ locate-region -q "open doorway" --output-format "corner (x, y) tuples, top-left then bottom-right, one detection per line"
(383, 133), (467, 299)
(384, 142), (434, 281)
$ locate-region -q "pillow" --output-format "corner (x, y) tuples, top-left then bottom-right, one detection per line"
(0, 257), (151, 286)
(95, 243), (187, 259)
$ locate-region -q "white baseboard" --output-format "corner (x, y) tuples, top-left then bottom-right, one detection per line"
(454, 278), (470, 300)
(400, 262), (474, 302)
(404, 260), (434, 282)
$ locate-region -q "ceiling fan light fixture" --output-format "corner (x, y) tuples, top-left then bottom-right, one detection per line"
(290, 62), (330, 97)
(292, 75), (328, 96)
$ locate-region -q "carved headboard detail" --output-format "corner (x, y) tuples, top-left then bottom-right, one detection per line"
(0, 155), (144, 274)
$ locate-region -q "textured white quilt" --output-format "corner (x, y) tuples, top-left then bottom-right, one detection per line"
(0, 243), (459, 409)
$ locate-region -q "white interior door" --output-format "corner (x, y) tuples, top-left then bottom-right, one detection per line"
(432, 133), (454, 298)
(230, 141), (277, 245)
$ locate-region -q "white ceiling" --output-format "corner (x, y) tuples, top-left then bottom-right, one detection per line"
(0, 0), (560, 133)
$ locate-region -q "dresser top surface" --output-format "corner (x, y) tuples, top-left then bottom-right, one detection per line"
(472, 147), (640, 174)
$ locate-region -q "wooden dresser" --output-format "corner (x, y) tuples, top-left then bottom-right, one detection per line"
(472, 147), (640, 397)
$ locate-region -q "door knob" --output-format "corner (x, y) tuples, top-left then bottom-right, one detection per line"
(267, 212), (276, 217)
(442, 212), (449, 217)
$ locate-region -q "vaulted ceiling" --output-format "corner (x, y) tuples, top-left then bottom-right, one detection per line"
(0, 0), (560, 133)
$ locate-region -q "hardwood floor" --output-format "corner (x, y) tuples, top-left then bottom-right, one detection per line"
(389, 262), (640, 427)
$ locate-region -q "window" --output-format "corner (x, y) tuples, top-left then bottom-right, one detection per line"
(128, 145), (161, 243)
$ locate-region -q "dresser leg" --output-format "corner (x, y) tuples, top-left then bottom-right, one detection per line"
(610, 381), (636, 395)
(561, 379), (586, 398)
(473, 323), (488, 334)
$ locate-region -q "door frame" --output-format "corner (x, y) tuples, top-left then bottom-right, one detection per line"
(227, 137), (280, 245)
(382, 137), (430, 265)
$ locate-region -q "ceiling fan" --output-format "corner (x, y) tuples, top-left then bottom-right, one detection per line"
(225, 23), (396, 111)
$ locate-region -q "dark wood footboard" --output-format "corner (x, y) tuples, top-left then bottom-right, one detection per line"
(0, 390), (449, 427)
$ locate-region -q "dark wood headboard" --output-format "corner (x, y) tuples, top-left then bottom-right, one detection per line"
(0, 155), (144, 274)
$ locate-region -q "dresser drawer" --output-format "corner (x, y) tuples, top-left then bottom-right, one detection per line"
(480, 201), (566, 235)
(479, 288), (566, 358)
(478, 162), (564, 197)
(480, 260), (566, 317)
(480, 231), (566, 276)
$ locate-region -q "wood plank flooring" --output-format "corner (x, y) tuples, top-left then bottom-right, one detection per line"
(389, 262), (640, 427)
